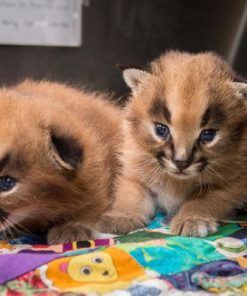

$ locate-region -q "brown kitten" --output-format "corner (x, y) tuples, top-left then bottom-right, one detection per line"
(99, 51), (247, 237)
(0, 80), (122, 244)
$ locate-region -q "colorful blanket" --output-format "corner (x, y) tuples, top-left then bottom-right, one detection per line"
(1, 213), (247, 295)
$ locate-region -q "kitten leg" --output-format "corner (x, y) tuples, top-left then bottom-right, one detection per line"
(170, 189), (238, 237)
(47, 221), (93, 244)
(98, 176), (154, 234)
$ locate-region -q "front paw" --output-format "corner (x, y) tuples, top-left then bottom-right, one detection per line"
(98, 214), (146, 235)
(47, 224), (92, 245)
(170, 215), (218, 237)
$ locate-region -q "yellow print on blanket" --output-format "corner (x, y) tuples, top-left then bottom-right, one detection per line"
(40, 246), (147, 293)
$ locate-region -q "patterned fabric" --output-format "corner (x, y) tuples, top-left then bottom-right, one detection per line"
(1, 213), (247, 295)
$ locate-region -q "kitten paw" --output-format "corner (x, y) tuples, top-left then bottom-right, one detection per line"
(170, 215), (218, 237)
(98, 214), (146, 234)
(47, 223), (92, 244)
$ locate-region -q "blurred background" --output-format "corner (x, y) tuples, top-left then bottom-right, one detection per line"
(0, 0), (246, 98)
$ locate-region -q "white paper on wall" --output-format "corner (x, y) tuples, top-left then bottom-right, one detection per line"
(0, 0), (83, 47)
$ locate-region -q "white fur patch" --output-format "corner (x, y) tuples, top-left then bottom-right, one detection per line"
(150, 185), (184, 215)
(205, 134), (221, 147)
(1, 185), (18, 197)
(196, 222), (209, 237)
(145, 194), (156, 219)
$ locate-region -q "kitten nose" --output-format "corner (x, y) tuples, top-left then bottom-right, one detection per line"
(174, 159), (190, 171)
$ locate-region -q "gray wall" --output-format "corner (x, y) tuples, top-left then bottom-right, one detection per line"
(0, 0), (246, 98)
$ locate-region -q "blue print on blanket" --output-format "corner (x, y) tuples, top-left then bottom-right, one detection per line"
(130, 238), (224, 275)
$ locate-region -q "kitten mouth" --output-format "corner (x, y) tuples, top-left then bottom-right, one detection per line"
(170, 166), (203, 179)
(157, 156), (205, 179)
(173, 171), (191, 179)
(166, 168), (192, 179)
(175, 171), (187, 176)
(158, 157), (193, 179)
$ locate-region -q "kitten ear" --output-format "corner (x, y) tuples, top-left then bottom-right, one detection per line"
(49, 131), (83, 171)
(122, 68), (150, 94)
(231, 82), (247, 99)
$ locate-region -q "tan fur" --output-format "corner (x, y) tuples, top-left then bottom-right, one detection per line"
(0, 80), (122, 244)
(99, 51), (247, 237)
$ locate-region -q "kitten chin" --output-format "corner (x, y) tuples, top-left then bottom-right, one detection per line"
(98, 51), (247, 237)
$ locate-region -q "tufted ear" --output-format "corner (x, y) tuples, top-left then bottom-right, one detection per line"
(230, 82), (247, 100)
(122, 68), (150, 95)
(50, 131), (83, 171)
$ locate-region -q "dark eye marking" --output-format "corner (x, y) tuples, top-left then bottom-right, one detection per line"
(163, 105), (171, 124)
(149, 98), (171, 123)
(0, 155), (10, 172)
(231, 120), (247, 142)
(201, 108), (211, 127)
(155, 151), (166, 168)
(200, 104), (226, 128)
(197, 157), (208, 170)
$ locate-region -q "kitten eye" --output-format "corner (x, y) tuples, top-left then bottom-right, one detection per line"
(200, 129), (216, 143)
(155, 123), (170, 139)
(0, 176), (16, 191)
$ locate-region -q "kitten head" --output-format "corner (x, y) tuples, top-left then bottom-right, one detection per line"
(122, 51), (247, 180)
(0, 82), (115, 235)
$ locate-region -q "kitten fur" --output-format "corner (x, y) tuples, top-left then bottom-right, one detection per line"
(0, 80), (122, 244)
(99, 51), (247, 237)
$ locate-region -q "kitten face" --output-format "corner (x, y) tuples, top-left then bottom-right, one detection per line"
(0, 80), (121, 237)
(0, 125), (84, 233)
(145, 101), (226, 179)
(123, 52), (247, 180)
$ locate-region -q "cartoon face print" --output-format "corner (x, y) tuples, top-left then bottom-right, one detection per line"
(63, 252), (117, 282)
(41, 247), (147, 293)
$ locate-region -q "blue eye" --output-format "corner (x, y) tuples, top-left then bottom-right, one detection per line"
(200, 129), (216, 143)
(0, 176), (16, 191)
(155, 123), (170, 139)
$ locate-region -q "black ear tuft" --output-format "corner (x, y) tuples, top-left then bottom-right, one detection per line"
(51, 132), (83, 170)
